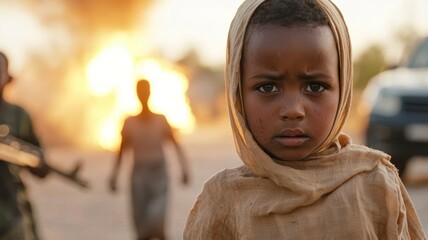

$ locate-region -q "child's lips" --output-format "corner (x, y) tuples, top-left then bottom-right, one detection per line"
(274, 129), (309, 147)
(274, 136), (309, 147)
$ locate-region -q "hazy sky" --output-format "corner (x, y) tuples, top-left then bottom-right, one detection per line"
(145, 0), (428, 65)
(1, 0), (428, 69)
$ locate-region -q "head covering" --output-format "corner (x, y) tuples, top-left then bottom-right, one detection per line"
(225, 0), (375, 189)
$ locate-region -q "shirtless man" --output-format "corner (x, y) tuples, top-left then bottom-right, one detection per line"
(108, 79), (190, 240)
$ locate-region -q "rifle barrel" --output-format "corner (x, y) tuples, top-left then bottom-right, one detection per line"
(0, 125), (90, 189)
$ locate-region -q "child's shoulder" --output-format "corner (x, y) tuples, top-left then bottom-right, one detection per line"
(343, 143), (392, 164)
(205, 165), (250, 186)
(343, 143), (401, 184)
(337, 134), (391, 164)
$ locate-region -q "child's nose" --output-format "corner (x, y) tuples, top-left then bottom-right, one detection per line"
(278, 94), (305, 120)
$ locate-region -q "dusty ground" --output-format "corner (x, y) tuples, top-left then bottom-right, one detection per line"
(24, 122), (241, 240)
(23, 122), (428, 240)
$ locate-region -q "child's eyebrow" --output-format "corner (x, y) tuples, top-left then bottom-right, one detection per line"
(299, 72), (333, 81)
(248, 72), (333, 81)
(248, 73), (284, 81)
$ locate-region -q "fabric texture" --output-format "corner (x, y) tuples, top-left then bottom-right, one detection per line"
(0, 100), (41, 240)
(184, 0), (426, 239)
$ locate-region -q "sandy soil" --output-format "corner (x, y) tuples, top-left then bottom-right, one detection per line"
(23, 123), (241, 240)
(22, 123), (428, 240)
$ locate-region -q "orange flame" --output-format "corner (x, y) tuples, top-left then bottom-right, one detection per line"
(86, 41), (195, 150)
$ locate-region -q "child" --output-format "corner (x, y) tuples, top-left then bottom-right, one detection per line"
(184, 0), (426, 239)
(109, 79), (190, 240)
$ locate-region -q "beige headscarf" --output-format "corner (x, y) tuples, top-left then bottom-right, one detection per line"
(225, 0), (362, 189)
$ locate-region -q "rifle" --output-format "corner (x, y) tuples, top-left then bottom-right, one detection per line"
(0, 124), (89, 189)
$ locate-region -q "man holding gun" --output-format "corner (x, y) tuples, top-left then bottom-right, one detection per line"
(0, 51), (49, 240)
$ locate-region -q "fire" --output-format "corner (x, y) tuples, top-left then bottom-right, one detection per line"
(86, 43), (134, 97)
(86, 43), (195, 151)
(134, 59), (195, 132)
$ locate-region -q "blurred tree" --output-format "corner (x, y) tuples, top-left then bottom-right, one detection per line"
(393, 24), (421, 65)
(354, 24), (423, 91)
(353, 44), (386, 90)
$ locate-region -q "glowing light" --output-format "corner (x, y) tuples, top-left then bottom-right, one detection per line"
(135, 59), (196, 133)
(98, 117), (121, 151)
(86, 44), (133, 96)
(86, 44), (195, 150)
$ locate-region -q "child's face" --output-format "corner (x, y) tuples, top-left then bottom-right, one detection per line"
(242, 25), (339, 161)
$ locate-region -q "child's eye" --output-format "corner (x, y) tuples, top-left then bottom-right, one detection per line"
(257, 84), (279, 93)
(305, 83), (326, 93)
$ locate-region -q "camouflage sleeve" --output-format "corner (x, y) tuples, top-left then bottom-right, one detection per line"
(16, 108), (40, 148)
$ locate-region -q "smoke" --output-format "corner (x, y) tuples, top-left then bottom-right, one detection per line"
(2, 0), (153, 148)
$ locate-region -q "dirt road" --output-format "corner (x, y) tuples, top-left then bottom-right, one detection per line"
(24, 127), (428, 239)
